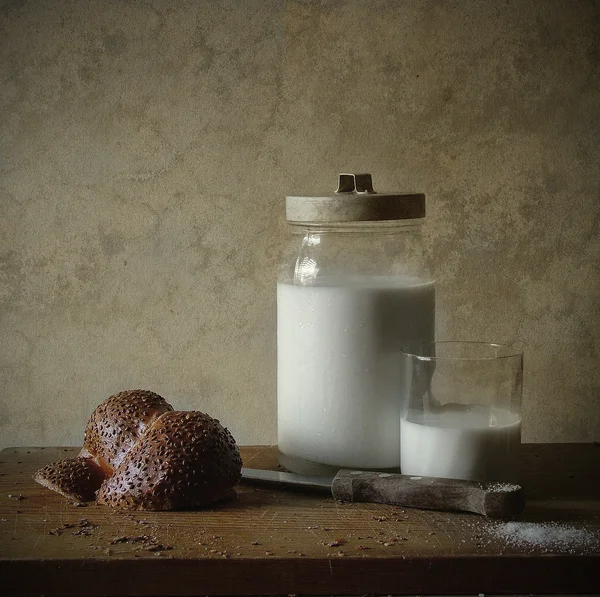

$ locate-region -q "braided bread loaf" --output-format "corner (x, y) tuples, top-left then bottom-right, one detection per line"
(34, 390), (242, 510)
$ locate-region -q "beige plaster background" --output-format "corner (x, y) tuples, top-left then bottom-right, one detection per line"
(1, 0), (599, 449)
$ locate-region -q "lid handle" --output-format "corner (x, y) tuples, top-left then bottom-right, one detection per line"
(336, 173), (375, 194)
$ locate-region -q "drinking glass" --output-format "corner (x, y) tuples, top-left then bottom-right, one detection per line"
(400, 341), (523, 482)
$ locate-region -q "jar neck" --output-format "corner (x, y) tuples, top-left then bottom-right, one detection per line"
(279, 218), (431, 285)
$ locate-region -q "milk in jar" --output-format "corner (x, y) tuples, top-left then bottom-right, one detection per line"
(277, 173), (434, 473)
(278, 277), (434, 470)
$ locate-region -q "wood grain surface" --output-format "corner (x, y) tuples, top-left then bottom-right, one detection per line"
(1, 444), (599, 596)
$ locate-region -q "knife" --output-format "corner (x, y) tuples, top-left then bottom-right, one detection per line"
(241, 467), (524, 518)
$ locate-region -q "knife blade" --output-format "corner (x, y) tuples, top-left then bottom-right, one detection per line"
(241, 467), (524, 518)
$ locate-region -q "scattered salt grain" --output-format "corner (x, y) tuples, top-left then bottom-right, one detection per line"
(490, 521), (600, 553)
(485, 482), (521, 492)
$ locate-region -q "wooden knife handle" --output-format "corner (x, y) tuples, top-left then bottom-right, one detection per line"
(330, 470), (525, 518)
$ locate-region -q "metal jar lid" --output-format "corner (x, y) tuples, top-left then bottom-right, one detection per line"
(285, 173), (425, 223)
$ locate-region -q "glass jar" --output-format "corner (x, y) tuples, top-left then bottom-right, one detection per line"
(277, 173), (435, 474)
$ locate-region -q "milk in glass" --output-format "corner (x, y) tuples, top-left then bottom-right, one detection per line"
(400, 405), (521, 482)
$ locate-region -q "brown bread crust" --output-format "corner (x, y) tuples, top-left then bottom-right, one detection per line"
(34, 456), (107, 502)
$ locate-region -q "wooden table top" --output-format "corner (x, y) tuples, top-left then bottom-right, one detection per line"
(1, 444), (599, 596)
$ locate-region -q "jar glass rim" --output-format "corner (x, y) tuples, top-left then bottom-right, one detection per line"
(400, 341), (523, 361)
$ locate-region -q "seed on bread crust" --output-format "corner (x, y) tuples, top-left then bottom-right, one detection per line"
(96, 411), (242, 511)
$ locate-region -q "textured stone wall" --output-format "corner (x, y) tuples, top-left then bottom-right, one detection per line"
(1, 0), (599, 448)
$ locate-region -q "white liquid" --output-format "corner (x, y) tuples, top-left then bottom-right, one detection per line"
(400, 405), (521, 482)
(277, 277), (435, 470)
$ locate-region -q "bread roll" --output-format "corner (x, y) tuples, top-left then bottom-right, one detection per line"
(34, 390), (242, 510)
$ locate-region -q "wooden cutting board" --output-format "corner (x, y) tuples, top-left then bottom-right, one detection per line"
(1, 444), (599, 596)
